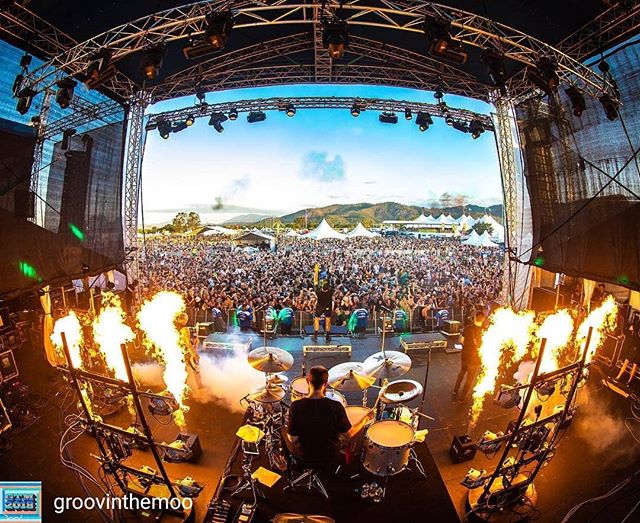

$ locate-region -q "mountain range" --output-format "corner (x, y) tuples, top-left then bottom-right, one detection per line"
(224, 201), (503, 227)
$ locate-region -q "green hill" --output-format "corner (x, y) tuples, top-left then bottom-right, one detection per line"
(250, 201), (502, 228)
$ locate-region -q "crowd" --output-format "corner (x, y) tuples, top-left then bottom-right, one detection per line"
(139, 234), (504, 327)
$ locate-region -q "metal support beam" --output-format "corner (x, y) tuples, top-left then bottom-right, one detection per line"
(313, 6), (332, 82)
(123, 91), (149, 290)
(29, 89), (53, 224)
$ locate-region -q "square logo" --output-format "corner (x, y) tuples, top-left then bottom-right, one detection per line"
(0, 482), (42, 522)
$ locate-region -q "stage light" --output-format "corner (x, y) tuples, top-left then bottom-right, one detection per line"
(379, 112), (398, 124)
(481, 48), (508, 95)
(494, 387), (520, 409)
(12, 73), (24, 97)
(434, 86), (444, 101)
(565, 86), (586, 117)
(422, 16), (467, 64)
(452, 120), (469, 133)
(599, 93), (619, 121)
(195, 85), (207, 104)
(350, 103), (361, 117)
(286, 103), (296, 117)
(145, 121), (158, 131)
(186, 114), (195, 126)
(469, 119), (485, 139)
(228, 108), (238, 120)
(208, 112), (227, 133)
(157, 119), (171, 139)
(83, 50), (116, 89)
(140, 44), (164, 80)
(172, 121), (188, 133)
(444, 115), (454, 126)
(247, 111), (266, 123)
(323, 19), (349, 59)
(404, 108), (412, 120)
(527, 56), (559, 95)
(55, 77), (77, 109)
(415, 112), (433, 131)
(205, 11), (234, 49)
(16, 86), (36, 115)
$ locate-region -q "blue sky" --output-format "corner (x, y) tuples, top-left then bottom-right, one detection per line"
(142, 84), (502, 225)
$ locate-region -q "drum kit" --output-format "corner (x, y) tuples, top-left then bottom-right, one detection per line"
(244, 344), (430, 491)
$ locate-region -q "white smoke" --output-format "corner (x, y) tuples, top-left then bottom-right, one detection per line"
(132, 362), (165, 388)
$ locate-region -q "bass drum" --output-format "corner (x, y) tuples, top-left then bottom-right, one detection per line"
(289, 376), (346, 406)
(362, 420), (414, 476)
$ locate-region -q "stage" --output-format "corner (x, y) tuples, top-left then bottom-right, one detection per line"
(1, 331), (640, 522)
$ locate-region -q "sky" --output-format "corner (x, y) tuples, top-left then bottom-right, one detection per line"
(141, 84), (502, 225)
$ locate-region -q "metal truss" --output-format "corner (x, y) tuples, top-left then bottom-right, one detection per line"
(123, 91), (150, 287)
(29, 90), (53, 224)
(42, 98), (124, 140)
(0, 0), (138, 100)
(556, 0), (640, 60)
(146, 95), (494, 130)
(19, 1), (617, 102)
(149, 32), (490, 102)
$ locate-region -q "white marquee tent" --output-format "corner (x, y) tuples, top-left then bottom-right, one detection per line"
(302, 219), (346, 240)
(346, 222), (378, 238)
(200, 225), (238, 236)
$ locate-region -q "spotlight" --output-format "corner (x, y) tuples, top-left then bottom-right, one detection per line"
(172, 121), (188, 133)
(145, 121), (158, 131)
(422, 16), (467, 64)
(481, 48), (508, 95)
(208, 112), (228, 133)
(228, 108), (238, 120)
(444, 115), (454, 126)
(434, 86), (444, 101)
(598, 60), (610, 74)
(185, 114), (195, 126)
(404, 108), (412, 120)
(16, 86), (36, 115)
(204, 11), (234, 49)
(12, 73), (24, 97)
(55, 77), (77, 109)
(247, 111), (266, 123)
(83, 50), (116, 89)
(195, 85), (207, 104)
(452, 120), (469, 133)
(415, 112), (433, 131)
(469, 119), (485, 139)
(148, 393), (179, 416)
(599, 93), (619, 121)
(565, 86), (586, 117)
(494, 387), (520, 409)
(286, 103), (296, 117)
(323, 19), (349, 59)
(20, 54), (32, 68)
(379, 112), (398, 124)
(527, 56), (559, 95)
(140, 44), (165, 80)
(157, 119), (171, 139)
(350, 103), (361, 117)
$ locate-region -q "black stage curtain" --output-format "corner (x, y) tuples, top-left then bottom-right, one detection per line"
(0, 119), (126, 297)
(515, 41), (640, 289)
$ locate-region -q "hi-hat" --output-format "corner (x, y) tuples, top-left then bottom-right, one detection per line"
(363, 351), (412, 379)
(328, 362), (375, 391)
(247, 346), (294, 373)
(268, 374), (289, 385)
(248, 385), (286, 403)
(381, 379), (423, 403)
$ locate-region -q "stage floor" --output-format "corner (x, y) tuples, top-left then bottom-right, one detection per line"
(2, 332), (640, 522)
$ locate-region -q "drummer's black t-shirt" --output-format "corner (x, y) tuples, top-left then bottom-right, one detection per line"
(288, 397), (351, 464)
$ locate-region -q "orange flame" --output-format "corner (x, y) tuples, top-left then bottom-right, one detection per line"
(469, 308), (535, 429)
(577, 295), (618, 363)
(93, 293), (135, 382)
(535, 310), (575, 374)
(51, 311), (84, 368)
(137, 291), (190, 428)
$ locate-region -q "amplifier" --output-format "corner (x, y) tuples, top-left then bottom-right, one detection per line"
(400, 336), (447, 352)
(442, 320), (461, 335)
(197, 322), (214, 337)
(0, 350), (18, 382)
(450, 434), (476, 463)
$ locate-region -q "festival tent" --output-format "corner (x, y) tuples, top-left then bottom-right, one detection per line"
(464, 230), (498, 248)
(301, 218), (346, 240)
(285, 230), (301, 237)
(346, 222), (378, 238)
(412, 214), (430, 224)
(200, 225), (238, 236)
(234, 230), (273, 246)
(462, 230), (481, 245)
(455, 214), (476, 230)
(478, 214), (505, 242)
(478, 231), (500, 247)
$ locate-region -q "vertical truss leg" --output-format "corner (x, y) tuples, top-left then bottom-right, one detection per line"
(30, 90), (53, 224)
(313, 7), (332, 82)
(493, 96), (522, 308)
(123, 91), (150, 295)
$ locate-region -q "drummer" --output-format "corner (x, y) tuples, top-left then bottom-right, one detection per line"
(285, 366), (367, 466)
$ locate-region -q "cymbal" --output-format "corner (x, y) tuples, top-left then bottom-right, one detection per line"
(381, 379), (423, 403)
(362, 351), (412, 379)
(268, 373), (289, 385)
(247, 346), (294, 373)
(249, 385), (286, 403)
(328, 362), (375, 391)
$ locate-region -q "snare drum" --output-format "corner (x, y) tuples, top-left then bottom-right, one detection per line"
(289, 376), (347, 406)
(362, 420), (415, 476)
(344, 406), (373, 454)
